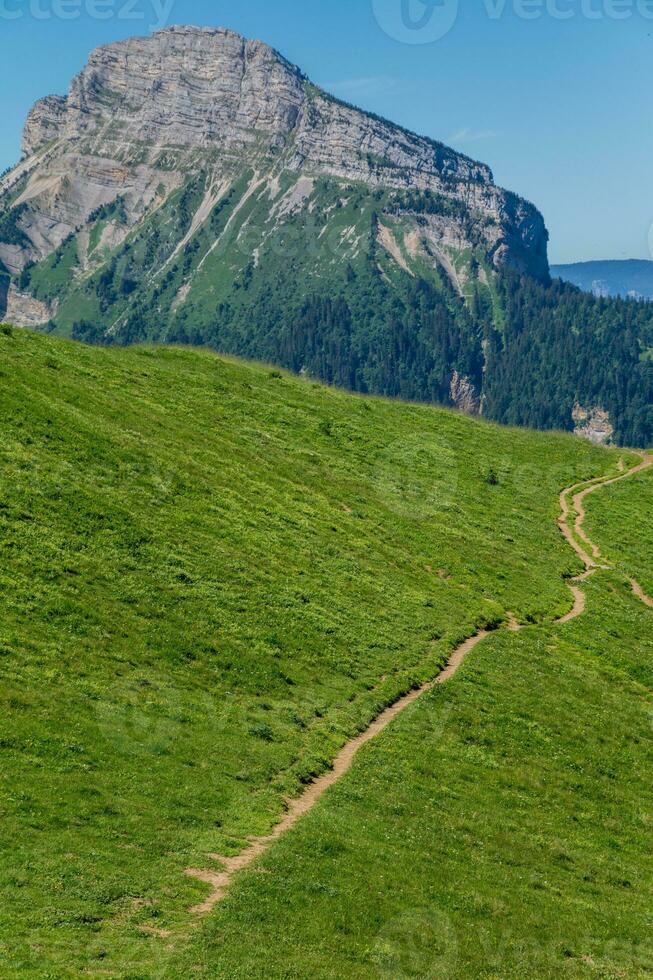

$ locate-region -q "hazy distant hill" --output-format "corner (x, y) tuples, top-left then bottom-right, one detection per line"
(551, 259), (653, 301)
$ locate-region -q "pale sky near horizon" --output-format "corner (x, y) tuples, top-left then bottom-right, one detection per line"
(0, 0), (651, 264)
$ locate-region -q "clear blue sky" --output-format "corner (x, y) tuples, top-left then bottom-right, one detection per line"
(1, 0), (651, 263)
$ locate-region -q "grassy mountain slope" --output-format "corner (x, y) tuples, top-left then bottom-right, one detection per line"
(583, 464), (653, 598)
(0, 327), (628, 976)
(170, 573), (653, 979)
(14, 168), (653, 446)
(24, 174), (496, 404)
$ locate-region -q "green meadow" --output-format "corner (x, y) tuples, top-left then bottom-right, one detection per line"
(583, 465), (653, 599)
(0, 326), (648, 977)
(170, 573), (653, 979)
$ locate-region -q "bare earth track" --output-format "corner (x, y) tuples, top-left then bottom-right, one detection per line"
(631, 578), (653, 608)
(184, 453), (653, 915)
(559, 453), (653, 605)
(184, 630), (490, 913)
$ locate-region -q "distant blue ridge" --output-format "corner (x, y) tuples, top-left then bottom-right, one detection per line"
(551, 260), (653, 301)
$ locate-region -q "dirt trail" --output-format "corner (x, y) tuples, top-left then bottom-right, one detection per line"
(185, 629), (490, 912)
(631, 578), (653, 608)
(184, 453), (652, 915)
(558, 454), (653, 613)
(556, 569), (593, 625)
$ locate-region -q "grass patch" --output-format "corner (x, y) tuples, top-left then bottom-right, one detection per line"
(583, 464), (653, 597)
(0, 329), (624, 975)
(169, 574), (653, 979)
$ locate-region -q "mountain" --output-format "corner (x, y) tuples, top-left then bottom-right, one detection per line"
(552, 259), (653, 301)
(0, 26), (651, 446)
(1, 27), (548, 282)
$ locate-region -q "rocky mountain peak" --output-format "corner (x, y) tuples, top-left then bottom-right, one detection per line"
(7, 26), (549, 279)
(2, 26), (549, 290)
(2, 29), (648, 448)
(23, 26), (306, 159)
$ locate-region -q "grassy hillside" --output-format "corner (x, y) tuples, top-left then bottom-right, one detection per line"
(0, 326), (636, 976)
(8, 168), (653, 445)
(170, 574), (653, 979)
(583, 465), (653, 599)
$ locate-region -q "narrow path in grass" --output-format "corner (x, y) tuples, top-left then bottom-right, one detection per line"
(185, 630), (491, 913)
(631, 578), (653, 607)
(559, 453), (653, 610)
(184, 452), (653, 915)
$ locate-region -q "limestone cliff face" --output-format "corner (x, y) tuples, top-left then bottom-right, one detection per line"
(3, 284), (55, 327)
(22, 96), (68, 157)
(60, 28), (305, 154)
(3, 26), (549, 280)
(572, 403), (614, 446)
(450, 370), (481, 416)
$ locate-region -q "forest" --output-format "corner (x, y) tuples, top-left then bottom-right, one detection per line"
(73, 258), (652, 446)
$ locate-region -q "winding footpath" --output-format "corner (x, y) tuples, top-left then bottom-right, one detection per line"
(559, 453), (653, 607)
(185, 452), (653, 915)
